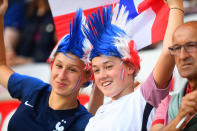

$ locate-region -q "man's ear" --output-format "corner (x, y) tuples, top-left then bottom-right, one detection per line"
(86, 70), (92, 80)
(83, 70), (92, 83)
(81, 70), (92, 88)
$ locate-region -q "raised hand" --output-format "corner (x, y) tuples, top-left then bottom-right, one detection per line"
(0, 0), (8, 16)
(178, 90), (197, 121)
(164, 0), (183, 9)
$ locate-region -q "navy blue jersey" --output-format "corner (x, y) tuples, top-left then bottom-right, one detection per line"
(7, 73), (92, 131)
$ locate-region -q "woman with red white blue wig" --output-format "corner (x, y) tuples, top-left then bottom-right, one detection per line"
(84, 0), (183, 130)
(0, 0), (92, 130)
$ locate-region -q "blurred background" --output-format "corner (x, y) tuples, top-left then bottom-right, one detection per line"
(0, 0), (197, 130)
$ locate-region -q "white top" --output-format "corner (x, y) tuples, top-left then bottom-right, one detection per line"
(85, 72), (171, 131)
(85, 87), (154, 131)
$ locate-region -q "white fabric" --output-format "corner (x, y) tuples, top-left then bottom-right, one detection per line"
(85, 87), (155, 131)
(127, 8), (156, 50)
(48, 0), (119, 17)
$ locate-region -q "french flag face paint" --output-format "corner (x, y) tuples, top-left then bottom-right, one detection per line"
(119, 62), (125, 81)
(72, 76), (81, 93)
(120, 68), (125, 81)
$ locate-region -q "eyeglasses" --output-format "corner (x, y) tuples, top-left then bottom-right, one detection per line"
(168, 42), (197, 56)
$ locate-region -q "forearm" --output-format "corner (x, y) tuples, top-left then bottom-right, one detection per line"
(0, 15), (6, 65)
(0, 1), (14, 89)
(151, 116), (183, 131)
(153, 1), (184, 89)
(161, 116), (183, 131)
(88, 85), (104, 115)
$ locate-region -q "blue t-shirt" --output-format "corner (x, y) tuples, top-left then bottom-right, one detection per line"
(7, 73), (92, 131)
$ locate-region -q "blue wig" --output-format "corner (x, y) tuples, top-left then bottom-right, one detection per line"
(49, 8), (91, 65)
(84, 6), (127, 61)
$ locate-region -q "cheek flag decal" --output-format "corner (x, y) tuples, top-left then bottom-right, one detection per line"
(48, 0), (169, 50)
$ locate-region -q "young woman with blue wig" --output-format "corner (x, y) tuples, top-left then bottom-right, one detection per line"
(0, 0), (92, 130)
(84, 0), (183, 130)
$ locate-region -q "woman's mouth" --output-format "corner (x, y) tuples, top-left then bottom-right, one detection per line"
(102, 81), (112, 87)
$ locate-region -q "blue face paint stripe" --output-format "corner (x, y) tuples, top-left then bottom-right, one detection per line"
(64, 53), (77, 61)
(120, 68), (125, 81)
(72, 76), (81, 92)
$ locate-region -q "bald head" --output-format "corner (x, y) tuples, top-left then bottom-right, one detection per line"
(173, 21), (197, 44)
(172, 21), (197, 80)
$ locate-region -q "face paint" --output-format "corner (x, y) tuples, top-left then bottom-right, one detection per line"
(119, 61), (124, 81)
(72, 76), (81, 93)
(120, 68), (125, 81)
(93, 81), (97, 89)
(102, 55), (106, 64)
(64, 53), (77, 61)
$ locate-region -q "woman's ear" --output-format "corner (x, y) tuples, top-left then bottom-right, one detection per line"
(127, 63), (135, 76)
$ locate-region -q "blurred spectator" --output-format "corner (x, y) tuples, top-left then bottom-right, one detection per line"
(184, 0), (197, 14)
(4, 0), (27, 66)
(6, 0), (56, 66)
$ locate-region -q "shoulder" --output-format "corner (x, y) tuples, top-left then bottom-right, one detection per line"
(71, 104), (92, 130)
(8, 73), (51, 100)
(158, 95), (172, 110)
(8, 73), (48, 88)
(77, 104), (92, 117)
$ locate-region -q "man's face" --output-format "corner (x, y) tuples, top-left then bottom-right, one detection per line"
(173, 25), (197, 79)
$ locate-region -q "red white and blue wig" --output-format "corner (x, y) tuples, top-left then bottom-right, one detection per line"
(84, 5), (140, 75)
(48, 9), (91, 66)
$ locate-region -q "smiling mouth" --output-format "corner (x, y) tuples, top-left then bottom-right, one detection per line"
(102, 81), (112, 87)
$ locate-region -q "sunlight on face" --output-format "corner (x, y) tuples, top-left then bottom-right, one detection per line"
(92, 55), (134, 100)
(50, 53), (87, 97)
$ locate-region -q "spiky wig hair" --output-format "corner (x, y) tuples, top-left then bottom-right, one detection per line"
(48, 9), (91, 66)
(84, 5), (140, 75)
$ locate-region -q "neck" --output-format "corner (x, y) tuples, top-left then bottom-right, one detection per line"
(188, 78), (197, 91)
(112, 81), (134, 100)
(49, 91), (78, 110)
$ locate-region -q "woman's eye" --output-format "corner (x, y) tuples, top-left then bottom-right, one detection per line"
(56, 64), (62, 68)
(93, 69), (99, 73)
(106, 65), (113, 70)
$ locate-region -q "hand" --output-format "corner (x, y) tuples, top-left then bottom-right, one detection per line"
(177, 90), (197, 120)
(0, 0), (8, 16)
(164, 0), (183, 9)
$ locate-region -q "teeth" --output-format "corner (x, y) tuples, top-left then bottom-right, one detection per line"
(103, 82), (111, 87)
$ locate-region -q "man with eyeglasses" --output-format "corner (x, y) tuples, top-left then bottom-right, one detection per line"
(151, 21), (197, 131)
